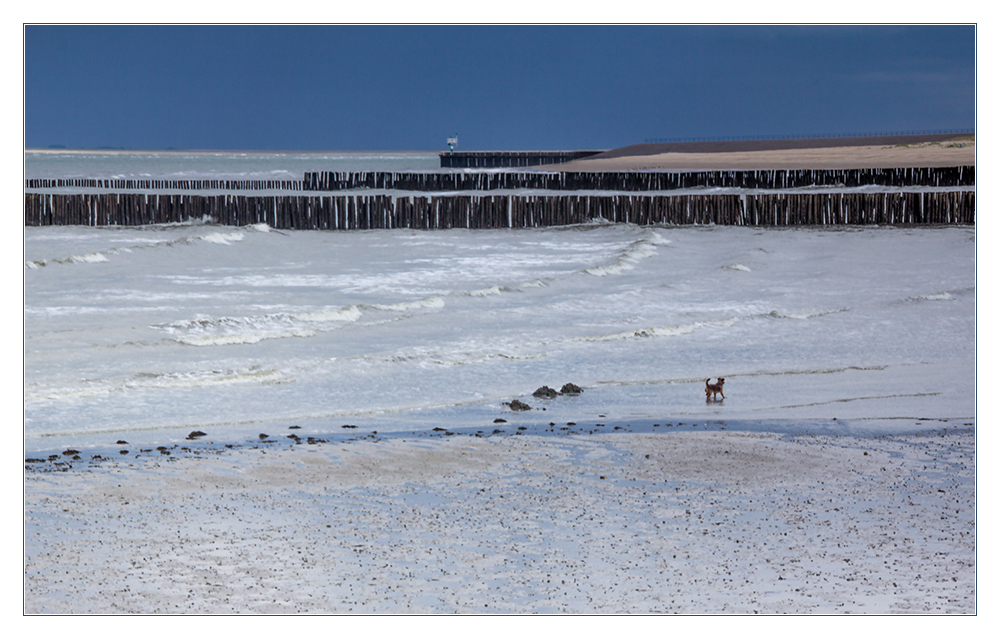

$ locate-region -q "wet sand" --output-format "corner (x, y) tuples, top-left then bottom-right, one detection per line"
(23, 426), (975, 614)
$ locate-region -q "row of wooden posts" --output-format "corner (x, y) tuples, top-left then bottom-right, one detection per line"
(24, 191), (976, 229)
(303, 166), (975, 191)
(26, 165), (975, 194)
(438, 150), (603, 168)
(25, 178), (303, 191)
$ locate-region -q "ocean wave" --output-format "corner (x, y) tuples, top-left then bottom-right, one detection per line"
(368, 297), (446, 312)
(584, 229), (671, 277)
(24, 224), (263, 268)
(25, 366), (286, 402)
(914, 292), (952, 301)
(766, 307), (851, 320)
(579, 317), (741, 342)
(200, 231), (245, 245)
(156, 305), (362, 346)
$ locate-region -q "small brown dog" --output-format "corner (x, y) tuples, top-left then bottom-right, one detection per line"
(705, 378), (725, 400)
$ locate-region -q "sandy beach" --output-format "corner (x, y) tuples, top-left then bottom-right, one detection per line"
(24, 422), (974, 614)
(552, 138), (975, 171)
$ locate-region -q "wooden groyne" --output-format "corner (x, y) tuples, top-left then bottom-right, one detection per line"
(26, 166), (975, 194)
(24, 178), (303, 191)
(303, 166), (975, 192)
(24, 191), (975, 229)
(439, 151), (604, 168)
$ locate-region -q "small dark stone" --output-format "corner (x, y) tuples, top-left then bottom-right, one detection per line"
(493, 418), (507, 423)
(560, 383), (583, 395)
(259, 433), (269, 439)
(186, 430), (208, 440)
(567, 422), (576, 426)
(25, 458), (46, 464)
(288, 425), (301, 429)
(62, 449), (79, 456)
(493, 429), (504, 434)
(507, 399), (531, 411)
(518, 426), (527, 431)
(116, 440), (128, 445)
(432, 427), (447, 432)
(533, 386), (558, 399)
(156, 446), (169, 451)
(341, 424), (357, 429)
(48, 455), (59, 461)
(120, 450), (129, 455)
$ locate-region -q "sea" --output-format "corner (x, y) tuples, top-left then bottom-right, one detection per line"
(23, 151), (976, 458)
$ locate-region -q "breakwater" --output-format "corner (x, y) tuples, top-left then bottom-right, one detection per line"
(439, 151), (603, 168)
(24, 178), (303, 191)
(26, 166), (975, 194)
(303, 166), (975, 192)
(24, 191), (975, 229)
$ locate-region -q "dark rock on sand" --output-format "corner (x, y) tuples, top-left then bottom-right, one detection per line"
(186, 430), (208, 440)
(533, 386), (559, 399)
(494, 418), (507, 423)
(25, 458), (46, 464)
(506, 400), (531, 411)
(341, 424), (358, 429)
(288, 425), (301, 429)
(62, 449), (79, 456)
(116, 440), (128, 445)
(560, 383), (583, 395)
(259, 433), (269, 440)
(120, 450), (129, 455)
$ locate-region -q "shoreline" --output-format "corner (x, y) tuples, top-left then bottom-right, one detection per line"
(24, 415), (974, 476)
(24, 422), (976, 614)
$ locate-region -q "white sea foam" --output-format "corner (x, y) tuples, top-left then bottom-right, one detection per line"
(369, 297), (446, 312)
(201, 231), (245, 245)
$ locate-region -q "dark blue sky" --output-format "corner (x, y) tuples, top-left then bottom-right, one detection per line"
(24, 24), (976, 151)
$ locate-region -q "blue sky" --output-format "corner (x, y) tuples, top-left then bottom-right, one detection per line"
(23, 24), (975, 151)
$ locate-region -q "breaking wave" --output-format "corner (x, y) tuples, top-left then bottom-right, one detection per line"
(24, 224), (264, 268)
(584, 229), (671, 276)
(156, 305), (362, 346)
(25, 366), (286, 402)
